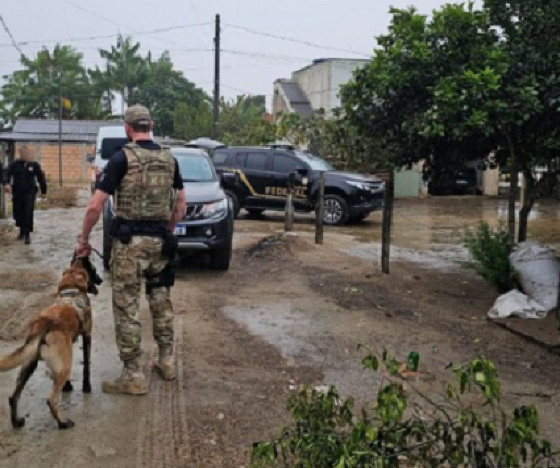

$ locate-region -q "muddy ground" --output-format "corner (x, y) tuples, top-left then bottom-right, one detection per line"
(0, 194), (559, 467)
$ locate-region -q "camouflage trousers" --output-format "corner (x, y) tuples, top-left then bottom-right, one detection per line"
(111, 236), (174, 363)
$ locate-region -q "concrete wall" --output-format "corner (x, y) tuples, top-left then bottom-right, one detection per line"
(293, 59), (367, 116)
(394, 170), (422, 198)
(14, 141), (94, 185)
(482, 168), (499, 196)
(293, 60), (331, 112)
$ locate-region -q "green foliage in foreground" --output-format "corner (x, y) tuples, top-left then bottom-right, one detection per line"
(251, 350), (557, 468)
(464, 222), (516, 293)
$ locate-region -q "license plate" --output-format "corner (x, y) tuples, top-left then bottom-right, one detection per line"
(174, 224), (187, 236)
(456, 179), (468, 185)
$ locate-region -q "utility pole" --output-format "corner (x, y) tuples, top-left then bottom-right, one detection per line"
(212, 14), (221, 140)
(58, 82), (63, 187)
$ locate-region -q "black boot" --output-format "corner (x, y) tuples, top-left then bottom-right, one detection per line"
(24, 232), (30, 245)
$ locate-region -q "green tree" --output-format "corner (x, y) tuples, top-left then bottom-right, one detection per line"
(484, 0), (560, 241)
(89, 63), (115, 115)
(342, 1), (560, 243)
(1, 44), (101, 122)
(132, 52), (209, 137)
(219, 95), (275, 145)
(343, 5), (497, 172)
(98, 35), (148, 115)
(173, 100), (212, 141)
(276, 109), (368, 171)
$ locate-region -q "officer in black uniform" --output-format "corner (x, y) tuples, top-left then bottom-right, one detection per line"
(3, 146), (47, 244)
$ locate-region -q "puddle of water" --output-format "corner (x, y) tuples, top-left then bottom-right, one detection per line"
(234, 198), (560, 257)
(235, 198), (559, 271)
(341, 243), (469, 270)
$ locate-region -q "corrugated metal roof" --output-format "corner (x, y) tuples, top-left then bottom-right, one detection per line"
(0, 119), (123, 143)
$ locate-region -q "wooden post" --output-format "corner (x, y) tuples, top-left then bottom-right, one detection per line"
(507, 150), (519, 244)
(0, 148), (5, 219)
(556, 272), (560, 332)
(284, 172), (295, 232)
(381, 171), (395, 274)
(58, 84), (63, 187)
(315, 171), (324, 244)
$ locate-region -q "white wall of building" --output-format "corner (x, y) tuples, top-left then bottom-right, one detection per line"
(292, 59), (367, 116)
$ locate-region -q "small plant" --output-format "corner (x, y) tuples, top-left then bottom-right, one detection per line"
(250, 350), (557, 468)
(464, 221), (516, 292)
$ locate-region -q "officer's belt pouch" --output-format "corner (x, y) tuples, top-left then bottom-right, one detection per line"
(146, 263), (175, 293)
(109, 218), (132, 244)
(162, 231), (178, 259)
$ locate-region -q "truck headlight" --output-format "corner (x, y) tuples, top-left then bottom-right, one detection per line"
(347, 181), (369, 191)
(201, 199), (227, 219)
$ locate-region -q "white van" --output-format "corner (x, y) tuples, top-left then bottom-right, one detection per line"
(92, 124), (128, 193)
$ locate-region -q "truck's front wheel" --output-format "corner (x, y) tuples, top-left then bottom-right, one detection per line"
(323, 195), (349, 225)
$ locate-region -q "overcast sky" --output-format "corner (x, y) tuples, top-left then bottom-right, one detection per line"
(1, 0), (481, 110)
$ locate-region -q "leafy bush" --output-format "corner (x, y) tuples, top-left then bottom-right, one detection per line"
(464, 222), (516, 292)
(250, 350), (557, 468)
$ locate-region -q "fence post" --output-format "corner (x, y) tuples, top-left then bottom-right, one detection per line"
(381, 171), (395, 274)
(0, 149), (6, 219)
(556, 272), (560, 332)
(284, 172), (295, 232)
(315, 171), (324, 244)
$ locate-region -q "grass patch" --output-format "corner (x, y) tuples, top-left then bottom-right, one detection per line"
(37, 187), (78, 210)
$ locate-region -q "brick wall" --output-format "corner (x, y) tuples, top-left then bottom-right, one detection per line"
(14, 141), (94, 185)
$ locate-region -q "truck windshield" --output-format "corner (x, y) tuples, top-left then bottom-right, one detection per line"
(295, 151), (334, 171)
(175, 153), (217, 182)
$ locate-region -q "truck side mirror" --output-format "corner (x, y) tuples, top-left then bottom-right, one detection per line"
(295, 168), (309, 185)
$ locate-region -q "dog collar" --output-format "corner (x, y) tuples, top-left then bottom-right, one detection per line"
(59, 289), (81, 298)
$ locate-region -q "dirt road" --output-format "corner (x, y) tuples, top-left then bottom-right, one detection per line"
(0, 196), (559, 467)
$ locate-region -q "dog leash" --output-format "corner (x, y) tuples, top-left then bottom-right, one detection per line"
(91, 247), (105, 261)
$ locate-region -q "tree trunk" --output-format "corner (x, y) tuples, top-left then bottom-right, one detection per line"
(507, 147), (519, 244)
(517, 169), (535, 243)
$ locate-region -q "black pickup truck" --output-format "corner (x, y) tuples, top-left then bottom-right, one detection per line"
(211, 146), (384, 225)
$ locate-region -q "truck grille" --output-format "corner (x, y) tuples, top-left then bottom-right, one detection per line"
(185, 204), (204, 221)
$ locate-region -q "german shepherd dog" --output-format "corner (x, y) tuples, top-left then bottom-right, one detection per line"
(0, 256), (102, 429)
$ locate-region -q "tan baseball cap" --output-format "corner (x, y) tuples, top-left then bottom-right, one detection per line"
(124, 104), (151, 125)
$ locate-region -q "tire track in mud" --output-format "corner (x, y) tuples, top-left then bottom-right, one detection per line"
(137, 317), (189, 468)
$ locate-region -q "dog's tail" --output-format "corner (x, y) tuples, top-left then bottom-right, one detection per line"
(0, 318), (50, 371)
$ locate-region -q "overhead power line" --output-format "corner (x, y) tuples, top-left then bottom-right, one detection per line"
(0, 13), (23, 56)
(0, 22), (212, 48)
(221, 83), (273, 97)
(224, 23), (371, 58)
(59, 0), (126, 30)
(58, 0), (187, 49)
(187, 0), (211, 40)
(221, 48), (313, 62)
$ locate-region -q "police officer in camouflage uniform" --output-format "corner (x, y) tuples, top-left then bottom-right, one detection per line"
(75, 105), (187, 395)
